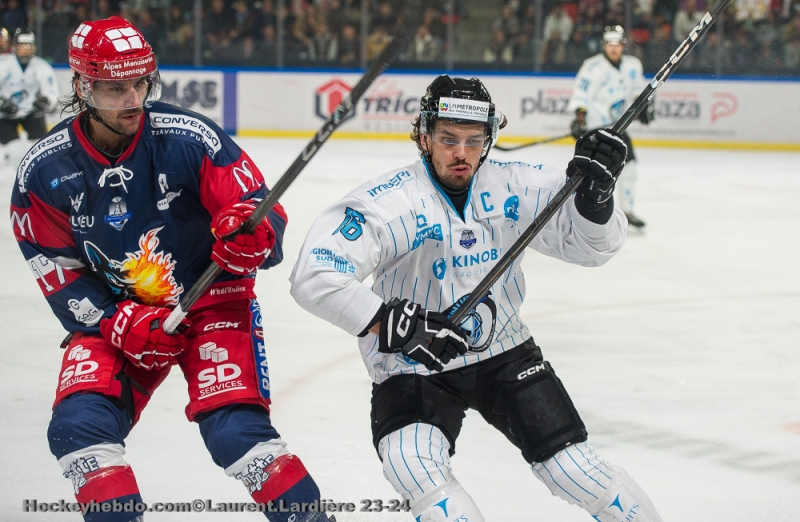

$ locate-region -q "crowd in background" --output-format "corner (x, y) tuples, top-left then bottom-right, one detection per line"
(1, 0), (798, 74)
(485, 0), (800, 73)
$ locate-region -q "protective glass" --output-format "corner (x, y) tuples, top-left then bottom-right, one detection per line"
(432, 135), (487, 148)
(421, 111), (501, 154)
(78, 70), (162, 111)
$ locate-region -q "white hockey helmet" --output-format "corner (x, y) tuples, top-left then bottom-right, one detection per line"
(602, 25), (627, 45)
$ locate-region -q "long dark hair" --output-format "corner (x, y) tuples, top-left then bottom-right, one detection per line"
(59, 73), (86, 116)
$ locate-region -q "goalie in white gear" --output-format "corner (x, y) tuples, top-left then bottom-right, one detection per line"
(567, 25), (654, 230)
(290, 74), (663, 521)
(0, 29), (59, 166)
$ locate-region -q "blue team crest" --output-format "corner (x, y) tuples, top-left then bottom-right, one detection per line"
(105, 197), (131, 231)
(432, 258), (446, 280)
(504, 196), (520, 222)
(446, 293), (497, 353)
(459, 229), (476, 249)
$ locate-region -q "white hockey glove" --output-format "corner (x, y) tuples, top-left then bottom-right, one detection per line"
(378, 298), (469, 372)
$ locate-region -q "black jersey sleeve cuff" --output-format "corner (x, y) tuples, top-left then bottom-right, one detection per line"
(357, 303), (387, 338)
(574, 194), (615, 224)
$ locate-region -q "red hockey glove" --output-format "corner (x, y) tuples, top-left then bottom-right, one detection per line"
(211, 201), (276, 275)
(100, 301), (190, 370)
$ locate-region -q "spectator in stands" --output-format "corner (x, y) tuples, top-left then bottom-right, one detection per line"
(165, 4), (194, 63)
(372, 1), (397, 32)
(694, 29), (733, 71)
(423, 6), (446, 43)
(542, 28), (568, 67)
(543, 4), (574, 43)
(755, 10), (782, 54)
(511, 30), (535, 65)
(731, 25), (754, 68)
(365, 25), (391, 61)
(409, 24), (440, 62)
(137, 9), (162, 52)
(260, 24), (278, 64)
(204, 0), (234, 59)
(575, 2), (606, 54)
(520, 2), (538, 38)
(293, 3), (325, 50)
(338, 23), (360, 66)
(1, 0), (26, 34)
(483, 27), (513, 65)
(784, 30), (800, 68)
(493, 3), (521, 40)
(673, 0), (704, 41)
(327, 0), (352, 35)
(646, 17), (674, 65)
(255, 0), (278, 39)
(94, 0), (118, 20)
(308, 20), (338, 62)
(230, 0), (256, 46)
(565, 27), (590, 66)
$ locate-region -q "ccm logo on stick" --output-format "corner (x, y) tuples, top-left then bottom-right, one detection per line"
(518, 364), (546, 380)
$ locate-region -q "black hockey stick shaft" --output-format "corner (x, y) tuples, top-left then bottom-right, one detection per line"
(493, 131), (574, 152)
(448, 0), (731, 324)
(164, 0), (424, 333)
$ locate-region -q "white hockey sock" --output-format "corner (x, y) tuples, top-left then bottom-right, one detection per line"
(615, 159), (638, 214)
(531, 442), (662, 522)
(379, 423), (484, 521)
(589, 465), (663, 522)
(411, 482), (484, 522)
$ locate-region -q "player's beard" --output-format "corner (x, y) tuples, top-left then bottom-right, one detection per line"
(107, 108), (144, 136)
(438, 160), (475, 189)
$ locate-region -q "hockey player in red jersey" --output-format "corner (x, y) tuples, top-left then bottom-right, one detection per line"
(10, 17), (332, 522)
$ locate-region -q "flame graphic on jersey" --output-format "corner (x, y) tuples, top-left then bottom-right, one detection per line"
(84, 227), (183, 307)
(121, 228), (183, 306)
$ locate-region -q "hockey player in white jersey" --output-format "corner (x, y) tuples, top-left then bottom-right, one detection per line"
(290, 75), (663, 521)
(568, 25), (654, 230)
(0, 29), (58, 166)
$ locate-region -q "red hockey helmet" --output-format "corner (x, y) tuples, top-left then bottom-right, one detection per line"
(68, 16), (161, 109)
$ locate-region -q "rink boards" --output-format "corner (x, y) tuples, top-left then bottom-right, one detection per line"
(49, 67), (800, 150)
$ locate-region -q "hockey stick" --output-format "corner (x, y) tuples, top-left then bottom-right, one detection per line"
(164, 0), (424, 333)
(493, 131), (574, 152)
(447, 0), (732, 324)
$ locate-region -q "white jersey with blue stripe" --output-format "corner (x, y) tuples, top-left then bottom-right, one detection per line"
(289, 157), (626, 383)
(567, 53), (646, 130)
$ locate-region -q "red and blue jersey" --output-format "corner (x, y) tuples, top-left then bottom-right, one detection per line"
(10, 101), (287, 334)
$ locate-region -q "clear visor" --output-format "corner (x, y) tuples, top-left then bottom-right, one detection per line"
(420, 111), (501, 150)
(78, 69), (162, 111)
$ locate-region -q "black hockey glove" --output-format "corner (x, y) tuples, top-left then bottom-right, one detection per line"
(378, 298), (469, 372)
(0, 98), (17, 116)
(638, 103), (655, 125)
(33, 94), (50, 112)
(570, 109), (587, 139)
(568, 128), (627, 215)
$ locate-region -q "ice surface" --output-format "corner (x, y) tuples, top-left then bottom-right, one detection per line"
(1, 137), (798, 521)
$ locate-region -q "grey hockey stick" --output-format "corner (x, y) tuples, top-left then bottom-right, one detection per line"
(493, 131), (574, 152)
(164, 0), (425, 333)
(448, 0), (732, 324)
